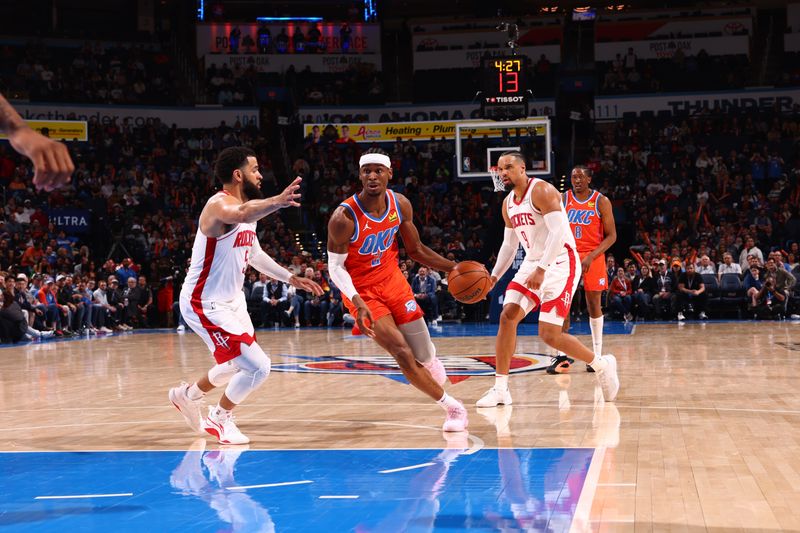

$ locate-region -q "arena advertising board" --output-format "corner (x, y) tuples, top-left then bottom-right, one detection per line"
(301, 88), (800, 125)
(48, 209), (91, 233)
(595, 34), (749, 61)
(299, 100), (556, 124)
(594, 87), (800, 121)
(12, 102), (259, 129)
(208, 52), (382, 74)
(0, 120), (87, 142)
(302, 120), (548, 143)
(197, 22), (381, 57)
(593, 16), (752, 42)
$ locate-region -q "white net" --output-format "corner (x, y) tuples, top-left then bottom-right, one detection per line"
(489, 167), (505, 192)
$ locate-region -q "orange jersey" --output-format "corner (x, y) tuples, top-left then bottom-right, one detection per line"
(341, 190), (402, 289)
(564, 189), (605, 254)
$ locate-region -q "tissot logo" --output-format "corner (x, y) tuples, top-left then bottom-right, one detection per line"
(271, 353), (550, 383)
(485, 96), (525, 103)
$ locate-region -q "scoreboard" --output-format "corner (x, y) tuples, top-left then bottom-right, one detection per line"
(481, 55), (529, 120)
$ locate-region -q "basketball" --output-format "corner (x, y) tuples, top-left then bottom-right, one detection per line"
(448, 261), (492, 304)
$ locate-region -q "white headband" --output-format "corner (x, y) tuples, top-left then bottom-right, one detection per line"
(359, 153), (391, 168)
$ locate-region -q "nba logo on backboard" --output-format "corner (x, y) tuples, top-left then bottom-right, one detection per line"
(405, 300), (417, 313)
(211, 331), (230, 349)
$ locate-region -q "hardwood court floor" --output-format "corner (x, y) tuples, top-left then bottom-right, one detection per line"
(2, 321), (800, 531)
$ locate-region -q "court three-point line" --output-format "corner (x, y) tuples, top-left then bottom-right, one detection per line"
(226, 480), (313, 490)
(35, 493), (133, 500)
(379, 462), (436, 474)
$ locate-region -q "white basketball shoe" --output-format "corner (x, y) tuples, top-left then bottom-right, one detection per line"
(202, 406), (250, 445)
(596, 354), (620, 402)
(475, 386), (513, 407)
(442, 400), (468, 432)
(169, 382), (205, 434)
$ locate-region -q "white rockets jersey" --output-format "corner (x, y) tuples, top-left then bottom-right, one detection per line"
(505, 178), (576, 263)
(181, 192), (257, 303)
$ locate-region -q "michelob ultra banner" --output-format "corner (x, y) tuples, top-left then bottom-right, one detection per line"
(303, 120), (548, 143)
(0, 120), (88, 142)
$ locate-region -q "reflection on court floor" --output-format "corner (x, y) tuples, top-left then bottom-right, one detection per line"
(1, 446), (593, 532)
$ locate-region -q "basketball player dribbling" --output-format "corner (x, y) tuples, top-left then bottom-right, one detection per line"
(476, 152), (619, 408)
(169, 147), (323, 445)
(326, 147), (468, 432)
(548, 165), (617, 374)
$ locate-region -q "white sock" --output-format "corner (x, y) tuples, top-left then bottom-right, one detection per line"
(495, 374), (509, 390)
(213, 405), (232, 419)
(589, 316), (604, 358)
(588, 354), (608, 372)
(437, 392), (460, 409)
(187, 383), (204, 400)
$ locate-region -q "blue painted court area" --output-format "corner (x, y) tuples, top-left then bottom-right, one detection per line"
(0, 447), (593, 532)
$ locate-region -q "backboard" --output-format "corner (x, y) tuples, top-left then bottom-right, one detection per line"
(455, 117), (551, 179)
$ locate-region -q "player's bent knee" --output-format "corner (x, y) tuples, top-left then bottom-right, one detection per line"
(500, 307), (523, 325)
(538, 327), (560, 346)
(208, 361), (238, 387)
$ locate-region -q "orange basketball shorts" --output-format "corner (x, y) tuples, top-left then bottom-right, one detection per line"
(581, 252), (608, 292)
(343, 268), (425, 326)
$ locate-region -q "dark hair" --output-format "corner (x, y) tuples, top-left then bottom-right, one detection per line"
(499, 150), (525, 165)
(573, 164), (593, 178)
(362, 146), (389, 157)
(215, 146), (256, 184)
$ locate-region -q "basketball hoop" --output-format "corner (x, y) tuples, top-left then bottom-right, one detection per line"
(489, 166), (505, 192)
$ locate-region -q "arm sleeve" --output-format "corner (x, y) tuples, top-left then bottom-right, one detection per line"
(538, 211), (570, 270)
(327, 251), (359, 300)
(490, 227), (519, 279)
(248, 239), (292, 283)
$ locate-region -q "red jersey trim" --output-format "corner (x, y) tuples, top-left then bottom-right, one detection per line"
(512, 178), (535, 206)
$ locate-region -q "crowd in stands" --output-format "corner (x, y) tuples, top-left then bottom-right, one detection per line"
(0, 41), (182, 105)
(598, 48), (750, 94)
(583, 109), (800, 320)
(3, 94), (800, 341)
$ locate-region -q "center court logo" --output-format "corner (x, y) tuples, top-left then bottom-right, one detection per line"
(271, 353), (550, 383)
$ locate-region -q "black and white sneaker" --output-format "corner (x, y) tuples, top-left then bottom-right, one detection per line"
(546, 355), (574, 375)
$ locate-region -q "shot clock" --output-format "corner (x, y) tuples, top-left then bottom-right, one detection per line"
(481, 55), (530, 121)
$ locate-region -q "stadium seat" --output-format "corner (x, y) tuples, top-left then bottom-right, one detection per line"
(718, 274), (746, 318)
(701, 274), (721, 316)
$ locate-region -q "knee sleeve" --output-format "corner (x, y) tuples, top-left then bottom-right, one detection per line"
(224, 342), (271, 405)
(208, 361), (239, 387)
(398, 318), (436, 364)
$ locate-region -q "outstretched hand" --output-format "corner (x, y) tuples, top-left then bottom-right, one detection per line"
(289, 274), (324, 296)
(274, 176), (302, 209)
(8, 126), (74, 191)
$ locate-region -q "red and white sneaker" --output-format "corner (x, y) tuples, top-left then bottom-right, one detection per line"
(424, 356), (448, 386)
(442, 401), (468, 432)
(168, 382), (204, 434)
(202, 406), (250, 445)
